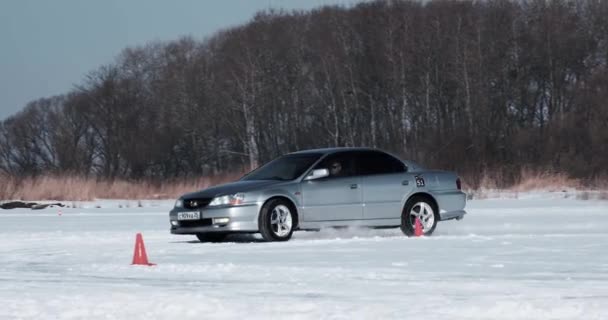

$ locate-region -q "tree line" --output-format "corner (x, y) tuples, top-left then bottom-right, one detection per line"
(1, 0), (607, 188)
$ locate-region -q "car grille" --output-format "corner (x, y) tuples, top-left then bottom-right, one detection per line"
(178, 218), (213, 228)
(183, 198), (212, 210)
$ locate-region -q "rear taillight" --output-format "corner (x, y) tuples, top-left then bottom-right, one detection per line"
(456, 178), (462, 190)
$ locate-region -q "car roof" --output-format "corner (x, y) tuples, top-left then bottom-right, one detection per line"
(287, 147), (422, 170)
(289, 147), (379, 155)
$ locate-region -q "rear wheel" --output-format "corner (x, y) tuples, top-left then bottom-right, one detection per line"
(259, 199), (296, 242)
(401, 196), (438, 236)
(196, 232), (228, 242)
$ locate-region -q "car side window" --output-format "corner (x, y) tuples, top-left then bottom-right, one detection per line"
(314, 152), (356, 178)
(356, 151), (406, 176)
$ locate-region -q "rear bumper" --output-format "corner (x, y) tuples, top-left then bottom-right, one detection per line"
(433, 190), (467, 221)
(439, 209), (466, 221)
(169, 204), (260, 234)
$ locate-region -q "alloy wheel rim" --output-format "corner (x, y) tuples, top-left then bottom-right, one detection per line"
(270, 205), (293, 237)
(409, 202), (435, 232)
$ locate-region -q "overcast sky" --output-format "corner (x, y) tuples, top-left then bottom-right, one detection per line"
(0, 0), (359, 120)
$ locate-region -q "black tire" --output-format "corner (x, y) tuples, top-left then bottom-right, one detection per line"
(258, 198), (297, 242)
(196, 232), (228, 242)
(400, 196), (439, 237)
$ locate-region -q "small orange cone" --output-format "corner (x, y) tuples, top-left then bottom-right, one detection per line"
(414, 217), (423, 237)
(132, 233), (155, 266)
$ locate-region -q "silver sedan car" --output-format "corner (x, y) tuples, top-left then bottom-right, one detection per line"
(169, 147), (466, 242)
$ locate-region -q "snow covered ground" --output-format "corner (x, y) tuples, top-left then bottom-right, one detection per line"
(1, 194), (607, 319)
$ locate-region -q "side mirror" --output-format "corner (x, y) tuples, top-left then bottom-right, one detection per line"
(304, 168), (329, 181)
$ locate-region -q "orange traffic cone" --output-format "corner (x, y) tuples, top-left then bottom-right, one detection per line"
(132, 233), (155, 266)
(414, 217), (423, 237)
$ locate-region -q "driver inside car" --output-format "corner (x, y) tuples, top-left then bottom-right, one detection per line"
(329, 161), (342, 176)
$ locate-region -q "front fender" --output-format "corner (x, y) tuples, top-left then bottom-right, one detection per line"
(258, 186), (302, 209)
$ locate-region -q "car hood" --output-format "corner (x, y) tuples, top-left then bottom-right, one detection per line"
(181, 180), (282, 199)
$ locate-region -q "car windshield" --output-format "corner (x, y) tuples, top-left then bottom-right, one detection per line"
(241, 153), (322, 181)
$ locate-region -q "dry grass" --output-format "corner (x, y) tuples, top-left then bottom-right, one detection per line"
(463, 168), (583, 192)
(1, 168), (606, 201)
(462, 168), (608, 199)
(0, 173), (243, 201)
(509, 170), (582, 192)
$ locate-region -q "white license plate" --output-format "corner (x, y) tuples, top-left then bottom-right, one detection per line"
(177, 211), (200, 220)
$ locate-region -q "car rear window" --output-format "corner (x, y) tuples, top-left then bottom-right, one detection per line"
(356, 151), (406, 175)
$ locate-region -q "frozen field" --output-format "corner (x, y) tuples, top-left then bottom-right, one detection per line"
(1, 194), (607, 319)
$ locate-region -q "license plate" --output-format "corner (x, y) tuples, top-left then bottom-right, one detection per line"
(177, 211), (200, 220)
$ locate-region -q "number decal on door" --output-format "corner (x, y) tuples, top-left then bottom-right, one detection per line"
(415, 176), (425, 187)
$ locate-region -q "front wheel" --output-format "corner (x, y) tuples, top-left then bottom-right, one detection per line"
(400, 196), (438, 237)
(258, 199), (296, 242)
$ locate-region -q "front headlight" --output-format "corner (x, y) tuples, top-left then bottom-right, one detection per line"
(174, 199), (183, 208)
(209, 193), (245, 206)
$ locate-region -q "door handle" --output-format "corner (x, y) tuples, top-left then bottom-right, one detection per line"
(402, 180), (409, 186)
(350, 184), (358, 189)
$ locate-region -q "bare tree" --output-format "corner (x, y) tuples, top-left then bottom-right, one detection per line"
(2, 0), (607, 187)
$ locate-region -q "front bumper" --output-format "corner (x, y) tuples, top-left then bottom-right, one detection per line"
(169, 203), (260, 234)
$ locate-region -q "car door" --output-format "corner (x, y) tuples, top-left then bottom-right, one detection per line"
(356, 151), (413, 220)
(300, 151), (363, 222)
